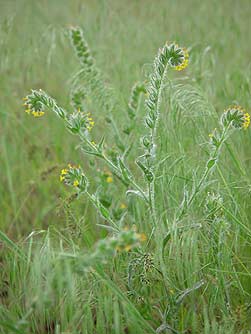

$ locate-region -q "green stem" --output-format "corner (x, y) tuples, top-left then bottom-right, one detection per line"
(177, 124), (231, 220)
(80, 135), (149, 203)
(147, 66), (169, 225)
(85, 191), (119, 231)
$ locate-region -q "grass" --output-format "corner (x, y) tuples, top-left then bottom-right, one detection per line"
(1, 0), (251, 333)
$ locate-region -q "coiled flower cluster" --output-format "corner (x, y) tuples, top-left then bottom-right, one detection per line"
(174, 47), (189, 71)
(66, 109), (94, 134)
(23, 96), (45, 117)
(60, 164), (88, 192)
(166, 43), (189, 69)
(221, 105), (250, 129)
(23, 89), (66, 119)
(145, 42), (189, 130)
(69, 26), (94, 67)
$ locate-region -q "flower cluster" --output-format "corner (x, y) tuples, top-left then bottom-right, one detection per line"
(66, 109), (94, 134)
(104, 170), (113, 183)
(145, 42), (188, 130)
(174, 47), (189, 71)
(23, 96), (45, 117)
(221, 105), (250, 129)
(69, 26), (94, 67)
(164, 42), (189, 70)
(60, 164), (88, 192)
(23, 89), (66, 119)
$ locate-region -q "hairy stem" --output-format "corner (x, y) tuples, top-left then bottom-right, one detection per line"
(177, 124), (231, 220)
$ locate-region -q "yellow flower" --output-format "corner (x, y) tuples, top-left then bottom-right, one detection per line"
(86, 113), (95, 131)
(120, 203), (127, 209)
(106, 176), (113, 183)
(223, 105), (250, 130)
(243, 112), (250, 129)
(31, 111), (45, 117)
(23, 96), (45, 117)
(60, 168), (68, 182)
(175, 48), (189, 71)
(73, 179), (79, 187)
(61, 168), (68, 176)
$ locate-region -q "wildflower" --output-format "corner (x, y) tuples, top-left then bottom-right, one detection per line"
(60, 164), (88, 192)
(61, 168), (68, 175)
(221, 105), (250, 129)
(69, 26), (94, 67)
(23, 94), (45, 117)
(243, 112), (250, 129)
(106, 176), (113, 183)
(120, 203), (127, 209)
(31, 111), (45, 117)
(174, 47), (189, 71)
(163, 42), (189, 70)
(86, 113), (95, 131)
(73, 180), (79, 187)
(66, 110), (95, 134)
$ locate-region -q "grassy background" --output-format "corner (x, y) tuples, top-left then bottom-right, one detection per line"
(1, 0), (251, 333)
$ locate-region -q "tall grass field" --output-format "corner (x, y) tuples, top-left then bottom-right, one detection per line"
(1, 1), (251, 333)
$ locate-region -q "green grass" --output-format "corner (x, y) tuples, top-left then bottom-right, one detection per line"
(1, 0), (251, 333)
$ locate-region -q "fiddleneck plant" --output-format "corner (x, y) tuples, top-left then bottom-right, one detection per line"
(23, 26), (250, 240)
(69, 27), (125, 151)
(23, 27), (189, 232)
(138, 43), (189, 224)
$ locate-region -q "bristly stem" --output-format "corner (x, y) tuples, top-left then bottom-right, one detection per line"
(80, 135), (149, 203)
(177, 123), (231, 220)
(147, 66), (169, 225)
(142, 44), (188, 225)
